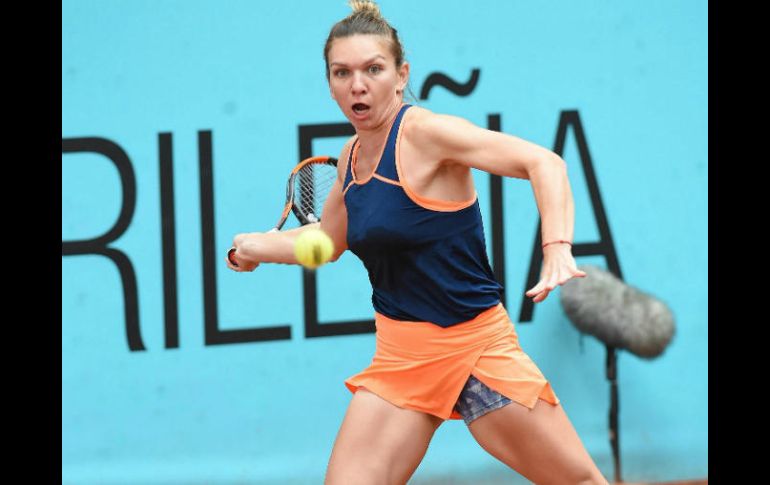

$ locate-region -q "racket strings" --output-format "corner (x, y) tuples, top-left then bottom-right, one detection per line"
(294, 162), (336, 222)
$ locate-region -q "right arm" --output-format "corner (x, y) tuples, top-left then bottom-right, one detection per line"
(227, 137), (354, 269)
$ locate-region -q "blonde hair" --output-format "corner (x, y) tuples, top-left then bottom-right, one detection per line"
(323, 0), (417, 103)
(348, 0), (381, 17)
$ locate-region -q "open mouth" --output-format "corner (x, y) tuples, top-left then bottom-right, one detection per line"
(352, 103), (370, 114)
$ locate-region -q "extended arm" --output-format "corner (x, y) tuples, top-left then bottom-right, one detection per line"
(412, 112), (586, 302)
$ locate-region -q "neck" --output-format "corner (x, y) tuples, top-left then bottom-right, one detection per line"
(355, 98), (406, 157)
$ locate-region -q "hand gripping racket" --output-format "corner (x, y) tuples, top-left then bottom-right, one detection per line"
(228, 155), (338, 266)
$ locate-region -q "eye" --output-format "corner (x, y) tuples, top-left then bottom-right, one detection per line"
(334, 69), (348, 77)
(369, 65), (383, 74)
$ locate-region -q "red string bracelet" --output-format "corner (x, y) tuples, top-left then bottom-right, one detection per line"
(542, 240), (572, 249)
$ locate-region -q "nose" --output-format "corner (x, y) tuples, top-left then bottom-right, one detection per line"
(351, 71), (367, 94)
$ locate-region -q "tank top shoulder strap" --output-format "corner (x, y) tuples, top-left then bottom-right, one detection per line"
(374, 103), (411, 180)
(343, 135), (359, 188)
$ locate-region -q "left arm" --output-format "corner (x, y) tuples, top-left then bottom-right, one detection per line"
(529, 157), (574, 252)
(414, 112), (586, 302)
(414, 112), (554, 180)
(525, 159), (586, 302)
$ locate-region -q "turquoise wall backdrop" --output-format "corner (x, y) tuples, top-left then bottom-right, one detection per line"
(62, 1), (708, 483)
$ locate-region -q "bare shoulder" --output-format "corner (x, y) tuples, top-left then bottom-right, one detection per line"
(403, 105), (464, 163)
(404, 105), (438, 147)
(404, 105), (464, 143)
(404, 104), (440, 131)
(406, 104), (551, 179)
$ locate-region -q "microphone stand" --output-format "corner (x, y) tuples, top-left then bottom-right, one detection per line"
(607, 344), (622, 483)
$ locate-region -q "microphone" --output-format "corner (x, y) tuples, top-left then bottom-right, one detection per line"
(559, 264), (675, 359)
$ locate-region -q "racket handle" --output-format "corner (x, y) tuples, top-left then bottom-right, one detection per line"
(227, 247), (239, 267)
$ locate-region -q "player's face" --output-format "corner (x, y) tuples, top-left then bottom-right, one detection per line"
(328, 34), (408, 128)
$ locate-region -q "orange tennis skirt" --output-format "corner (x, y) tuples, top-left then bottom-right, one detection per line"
(344, 302), (560, 421)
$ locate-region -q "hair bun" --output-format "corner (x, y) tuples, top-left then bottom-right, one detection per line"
(348, 0), (382, 18)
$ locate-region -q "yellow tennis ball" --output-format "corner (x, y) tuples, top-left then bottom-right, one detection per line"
(294, 228), (334, 269)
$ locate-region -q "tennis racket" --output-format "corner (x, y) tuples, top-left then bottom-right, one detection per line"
(228, 155), (338, 266)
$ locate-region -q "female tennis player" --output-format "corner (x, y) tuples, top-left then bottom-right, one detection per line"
(227, 1), (608, 484)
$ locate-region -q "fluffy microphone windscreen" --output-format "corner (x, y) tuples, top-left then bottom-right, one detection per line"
(559, 264), (675, 359)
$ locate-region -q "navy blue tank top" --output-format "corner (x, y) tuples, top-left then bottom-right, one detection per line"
(342, 103), (503, 328)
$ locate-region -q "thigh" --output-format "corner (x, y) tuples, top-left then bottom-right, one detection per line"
(325, 387), (445, 485)
(467, 398), (608, 485)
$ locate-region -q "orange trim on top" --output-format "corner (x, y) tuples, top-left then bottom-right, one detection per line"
(351, 103), (406, 185)
(395, 108), (478, 212)
(351, 137), (384, 185)
(372, 173), (401, 186)
(342, 180), (355, 196)
(350, 140), (366, 184)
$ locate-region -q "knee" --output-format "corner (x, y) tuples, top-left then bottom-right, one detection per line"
(575, 472), (609, 485)
(324, 463), (389, 485)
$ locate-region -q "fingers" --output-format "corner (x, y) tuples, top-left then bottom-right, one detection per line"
(527, 276), (567, 299)
(525, 268), (585, 302)
(225, 255), (242, 272)
(225, 251), (260, 272)
(225, 247), (246, 272)
(227, 247), (239, 267)
(527, 251), (587, 302)
(526, 278), (557, 298)
(530, 288), (551, 303)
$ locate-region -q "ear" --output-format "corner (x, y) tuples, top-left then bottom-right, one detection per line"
(399, 61), (410, 92)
